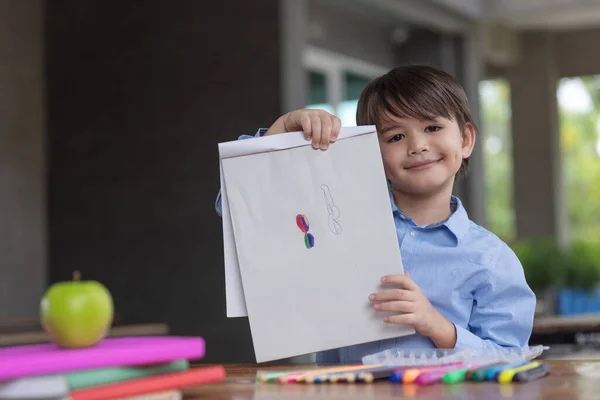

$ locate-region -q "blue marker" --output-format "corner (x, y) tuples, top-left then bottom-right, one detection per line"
(390, 370), (406, 383)
(484, 360), (528, 381)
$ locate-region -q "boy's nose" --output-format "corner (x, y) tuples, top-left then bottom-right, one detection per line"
(407, 136), (429, 154)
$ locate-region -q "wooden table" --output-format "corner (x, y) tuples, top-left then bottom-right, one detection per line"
(183, 360), (600, 399)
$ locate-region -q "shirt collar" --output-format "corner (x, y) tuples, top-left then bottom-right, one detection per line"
(444, 196), (470, 244)
(389, 190), (471, 245)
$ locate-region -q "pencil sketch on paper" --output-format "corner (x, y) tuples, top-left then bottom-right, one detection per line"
(296, 214), (315, 249)
(321, 184), (342, 234)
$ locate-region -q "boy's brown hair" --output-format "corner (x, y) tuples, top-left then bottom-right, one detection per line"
(356, 65), (475, 178)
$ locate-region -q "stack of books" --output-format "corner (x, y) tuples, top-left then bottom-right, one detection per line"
(0, 335), (225, 399)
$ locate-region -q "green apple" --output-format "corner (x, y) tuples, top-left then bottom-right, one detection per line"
(40, 271), (114, 348)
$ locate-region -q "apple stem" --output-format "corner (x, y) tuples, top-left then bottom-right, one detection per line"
(73, 270), (81, 281)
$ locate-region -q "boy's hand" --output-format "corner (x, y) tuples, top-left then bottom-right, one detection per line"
(369, 272), (457, 348)
(264, 109), (341, 150)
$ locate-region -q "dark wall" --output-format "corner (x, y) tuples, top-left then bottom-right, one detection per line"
(45, 0), (281, 362)
(395, 27), (444, 69)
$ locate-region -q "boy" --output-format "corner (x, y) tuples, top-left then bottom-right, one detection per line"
(215, 65), (536, 364)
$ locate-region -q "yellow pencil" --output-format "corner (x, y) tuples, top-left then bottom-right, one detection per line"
(310, 365), (391, 384)
(276, 364), (362, 383)
(292, 364), (383, 383)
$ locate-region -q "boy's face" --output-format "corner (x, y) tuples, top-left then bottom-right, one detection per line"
(378, 113), (475, 196)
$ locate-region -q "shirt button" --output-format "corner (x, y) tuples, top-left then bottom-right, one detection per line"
(410, 231), (417, 237)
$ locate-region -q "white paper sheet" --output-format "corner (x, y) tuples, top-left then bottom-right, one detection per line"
(219, 126), (414, 362)
(219, 126), (377, 317)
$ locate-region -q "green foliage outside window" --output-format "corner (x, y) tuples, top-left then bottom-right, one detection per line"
(480, 76), (600, 292)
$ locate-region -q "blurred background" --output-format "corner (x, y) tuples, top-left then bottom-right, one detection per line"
(2, 0), (600, 363)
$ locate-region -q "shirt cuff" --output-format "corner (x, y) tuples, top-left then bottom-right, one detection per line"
(453, 324), (483, 350)
(238, 128), (268, 141)
(257, 128), (268, 136)
(316, 349), (340, 364)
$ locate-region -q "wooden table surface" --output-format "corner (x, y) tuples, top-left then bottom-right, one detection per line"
(183, 360), (600, 399)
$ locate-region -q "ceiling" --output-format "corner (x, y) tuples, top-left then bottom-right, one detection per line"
(431, 0), (600, 30)
(327, 0), (600, 37)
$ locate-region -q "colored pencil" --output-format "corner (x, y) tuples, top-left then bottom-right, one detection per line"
(275, 364), (379, 384)
(302, 364), (385, 383)
(357, 367), (409, 383)
(120, 390), (182, 400)
(335, 363), (457, 384)
(260, 360), (547, 385)
(322, 365), (411, 383)
(255, 371), (293, 383)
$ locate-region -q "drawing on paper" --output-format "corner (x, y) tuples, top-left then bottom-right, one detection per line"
(321, 184), (342, 234)
(296, 214), (315, 249)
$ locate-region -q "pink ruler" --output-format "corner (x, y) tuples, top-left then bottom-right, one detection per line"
(0, 336), (205, 381)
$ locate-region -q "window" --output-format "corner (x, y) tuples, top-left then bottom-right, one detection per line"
(557, 75), (600, 242)
(479, 79), (516, 242)
(307, 70), (334, 114)
(337, 72), (371, 126)
(303, 46), (387, 126)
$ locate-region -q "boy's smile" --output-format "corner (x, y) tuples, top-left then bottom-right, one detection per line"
(403, 158), (442, 171)
(378, 114), (475, 197)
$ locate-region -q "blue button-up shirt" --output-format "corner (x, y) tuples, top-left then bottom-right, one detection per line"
(216, 129), (536, 364)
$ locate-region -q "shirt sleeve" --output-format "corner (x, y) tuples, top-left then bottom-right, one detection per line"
(454, 243), (536, 350)
(215, 128), (268, 216)
(315, 349), (341, 364)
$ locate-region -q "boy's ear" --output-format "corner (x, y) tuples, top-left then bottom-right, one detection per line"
(461, 122), (476, 158)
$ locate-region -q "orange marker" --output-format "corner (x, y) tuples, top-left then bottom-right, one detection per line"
(389, 363), (463, 383)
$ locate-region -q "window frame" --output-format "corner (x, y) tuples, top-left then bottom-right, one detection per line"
(302, 46), (388, 116)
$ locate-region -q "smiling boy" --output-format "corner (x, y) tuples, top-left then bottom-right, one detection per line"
(216, 65), (536, 363)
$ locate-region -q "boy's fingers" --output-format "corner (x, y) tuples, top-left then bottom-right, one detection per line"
(331, 116), (341, 142)
(300, 114), (312, 140)
(381, 274), (418, 290)
(384, 313), (416, 325)
(373, 301), (414, 313)
(369, 289), (414, 302)
(311, 116), (322, 149)
(320, 117), (332, 150)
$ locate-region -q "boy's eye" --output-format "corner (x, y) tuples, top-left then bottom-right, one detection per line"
(389, 134), (405, 142)
(425, 125), (442, 133)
